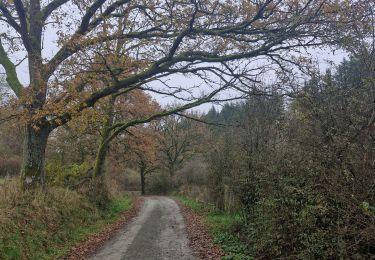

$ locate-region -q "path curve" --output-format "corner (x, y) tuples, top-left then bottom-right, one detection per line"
(90, 196), (195, 260)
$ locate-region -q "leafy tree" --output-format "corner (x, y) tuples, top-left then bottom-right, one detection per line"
(92, 89), (160, 178)
(118, 124), (160, 195)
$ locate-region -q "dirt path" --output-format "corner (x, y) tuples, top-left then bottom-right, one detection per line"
(90, 196), (195, 260)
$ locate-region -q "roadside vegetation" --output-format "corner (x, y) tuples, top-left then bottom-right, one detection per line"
(0, 179), (132, 259)
(178, 196), (253, 260)
(164, 54), (375, 258)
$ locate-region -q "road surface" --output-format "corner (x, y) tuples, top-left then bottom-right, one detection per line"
(90, 196), (195, 260)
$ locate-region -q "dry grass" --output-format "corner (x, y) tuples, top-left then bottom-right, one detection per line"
(0, 179), (100, 259)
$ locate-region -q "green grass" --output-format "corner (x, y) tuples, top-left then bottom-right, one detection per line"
(53, 196), (133, 258)
(0, 178), (5, 185)
(177, 196), (254, 260)
(177, 195), (205, 213)
(58, 196), (133, 253)
(105, 195), (133, 221)
(0, 184), (133, 260)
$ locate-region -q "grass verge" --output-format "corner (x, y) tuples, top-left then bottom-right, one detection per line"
(0, 180), (133, 260)
(177, 196), (254, 260)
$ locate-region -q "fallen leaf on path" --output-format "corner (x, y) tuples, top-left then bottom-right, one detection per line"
(176, 200), (225, 260)
(63, 197), (143, 260)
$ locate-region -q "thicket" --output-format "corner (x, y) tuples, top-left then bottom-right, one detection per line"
(178, 196), (253, 260)
(177, 54), (375, 258)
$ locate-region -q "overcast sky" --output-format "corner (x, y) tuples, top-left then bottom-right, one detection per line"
(3, 21), (348, 113)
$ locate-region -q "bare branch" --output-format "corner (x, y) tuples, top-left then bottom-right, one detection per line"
(13, 0), (27, 35)
(105, 82), (231, 147)
(0, 38), (23, 97)
(78, 0), (107, 34)
(87, 0), (131, 30)
(41, 0), (71, 22)
(0, 3), (21, 33)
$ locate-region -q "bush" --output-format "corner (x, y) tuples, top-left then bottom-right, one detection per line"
(147, 171), (173, 195)
(0, 156), (21, 177)
(78, 177), (111, 209)
(176, 157), (208, 186)
(240, 169), (375, 259)
(121, 168), (141, 191)
(45, 161), (91, 188)
(45, 161), (113, 208)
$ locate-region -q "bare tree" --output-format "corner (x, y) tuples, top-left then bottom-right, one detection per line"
(158, 114), (203, 177)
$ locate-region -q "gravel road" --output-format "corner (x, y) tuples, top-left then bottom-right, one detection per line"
(90, 196), (195, 260)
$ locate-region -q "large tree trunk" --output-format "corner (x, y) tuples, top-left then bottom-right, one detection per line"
(90, 96), (116, 208)
(93, 96), (116, 178)
(93, 140), (110, 178)
(91, 123), (112, 208)
(88, 98), (114, 207)
(21, 124), (51, 189)
(20, 0), (47, 189)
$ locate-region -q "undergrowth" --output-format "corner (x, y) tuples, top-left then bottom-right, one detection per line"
(177, 196), (254, 260)
(0, 179), (132, 259)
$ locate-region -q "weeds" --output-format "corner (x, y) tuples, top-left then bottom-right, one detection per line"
(0, 179), (132, 259)
(177, 196), (254, 259)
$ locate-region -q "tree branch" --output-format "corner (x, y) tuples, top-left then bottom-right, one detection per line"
(13, 0), (27, 35)
(78, 0), (106, 34)
(104, 83), (230, 146)
(87, 0), (131, 30)
(42, 0), (71, 21)
(0, 39), (23, 97)
(0, 3), (22, 33)
(44, 27), (167, 79)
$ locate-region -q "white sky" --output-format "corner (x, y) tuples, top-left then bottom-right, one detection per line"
(4, 20), (348, 113)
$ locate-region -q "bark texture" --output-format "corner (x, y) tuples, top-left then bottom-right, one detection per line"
(93, 96), (116, 178)
(21, 124), (50, 188)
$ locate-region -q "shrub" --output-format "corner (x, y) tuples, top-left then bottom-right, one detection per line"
(78, 177), (111, 209)
(0, 156), (21, 177)
(147, 171), (173, 195)
(45, 161), (91, 188)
